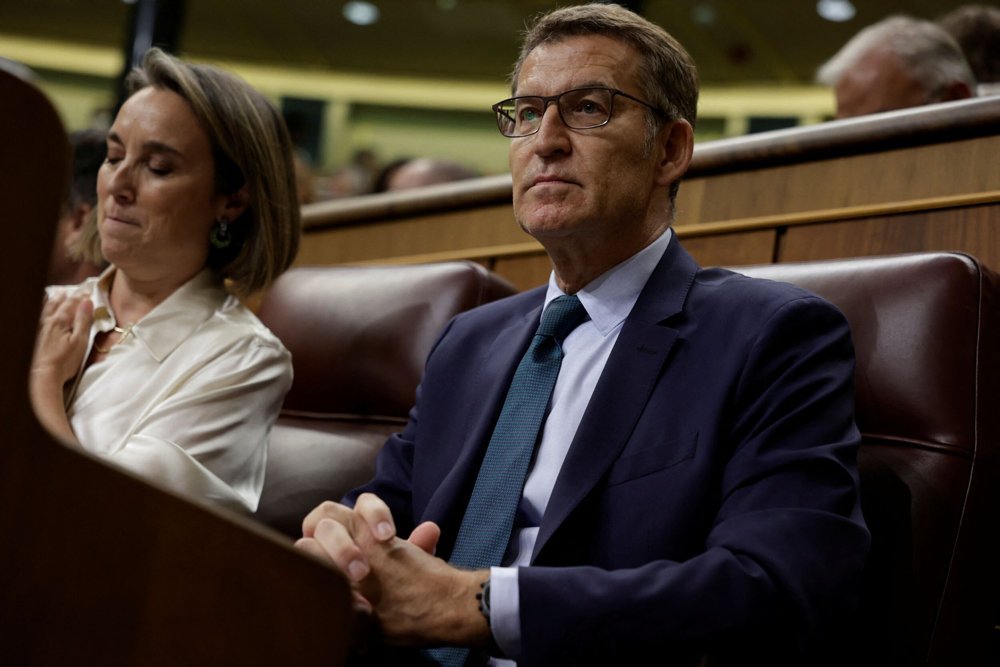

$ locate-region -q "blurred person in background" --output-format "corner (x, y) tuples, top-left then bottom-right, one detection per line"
(938, 4), (1000, 94)
(49, 129), (109, 285)
(377, 157), (481, 191)
(817, 15), (975, 118)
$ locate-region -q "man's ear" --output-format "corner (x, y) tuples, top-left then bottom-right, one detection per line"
(217, 184), (251, 222)
(653, 119), (694, 188)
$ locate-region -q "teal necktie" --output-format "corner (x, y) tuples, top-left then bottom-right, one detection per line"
(429, 294), (588, 667)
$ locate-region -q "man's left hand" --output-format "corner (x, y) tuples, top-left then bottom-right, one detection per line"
(297, 494), (491, 647)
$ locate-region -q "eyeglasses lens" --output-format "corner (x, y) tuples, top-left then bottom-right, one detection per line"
(494, 88), (614, 137)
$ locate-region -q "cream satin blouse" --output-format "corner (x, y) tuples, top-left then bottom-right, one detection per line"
(47, 267), (292, 514)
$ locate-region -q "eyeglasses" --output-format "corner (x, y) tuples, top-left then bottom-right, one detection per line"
(491, 87), (668, 138)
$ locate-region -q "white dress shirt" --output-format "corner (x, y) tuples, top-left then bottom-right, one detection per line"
(489, 228), (673, 663)
(48, 267), (292, 514)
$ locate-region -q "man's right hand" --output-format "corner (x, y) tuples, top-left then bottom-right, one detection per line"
(298, 493), (398, 609)
(296, 495), (489, 648)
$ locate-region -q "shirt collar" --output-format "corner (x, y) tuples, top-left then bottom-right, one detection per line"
(89, 266), (117, 332)
(89, 267), (229, 363)
(544, 227), (672, 336)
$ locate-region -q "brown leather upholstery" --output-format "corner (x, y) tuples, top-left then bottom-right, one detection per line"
(252, 251), (998, 662)
(254, 261), (518, 537)
(736, 252), (1000, 665)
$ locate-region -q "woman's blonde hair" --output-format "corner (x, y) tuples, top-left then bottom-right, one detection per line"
(79, 48), (300, 297)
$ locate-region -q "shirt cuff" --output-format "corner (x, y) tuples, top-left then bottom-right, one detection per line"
(489, 566), (521, 659)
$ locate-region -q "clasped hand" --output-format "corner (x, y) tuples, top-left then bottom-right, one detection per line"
(297, 493), (490, 648)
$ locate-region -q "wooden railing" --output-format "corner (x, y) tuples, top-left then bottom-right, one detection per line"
(299, 96), (1000, 291)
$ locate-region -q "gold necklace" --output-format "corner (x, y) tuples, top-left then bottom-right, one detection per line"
(94, 323), (135, 354)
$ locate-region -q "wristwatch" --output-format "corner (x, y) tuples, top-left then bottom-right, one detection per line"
(477, 577), (504, 656)
(476, 577), (492, 623)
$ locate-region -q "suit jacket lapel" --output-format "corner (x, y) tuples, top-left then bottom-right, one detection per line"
(420, 293), (544, 532)
(533, 241), (700, 560)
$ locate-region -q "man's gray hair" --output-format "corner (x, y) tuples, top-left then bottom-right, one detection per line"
(817, 15), (976, 102)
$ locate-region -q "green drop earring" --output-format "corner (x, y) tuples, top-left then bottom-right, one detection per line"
(210, 217), (232, 249)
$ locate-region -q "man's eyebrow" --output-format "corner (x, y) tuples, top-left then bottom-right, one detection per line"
(514, 81), (612, 96)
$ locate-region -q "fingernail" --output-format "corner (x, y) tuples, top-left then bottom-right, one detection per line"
(348, 559), (368, 581)
(376, 521), (393, 541)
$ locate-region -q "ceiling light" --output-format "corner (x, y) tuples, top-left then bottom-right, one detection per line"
(343, 1), (380, 26)
(691, 3), (717, 27)
(816, 0), (856, 22)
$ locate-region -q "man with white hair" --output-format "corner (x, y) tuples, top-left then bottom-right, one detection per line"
(817, 15), (976, 118)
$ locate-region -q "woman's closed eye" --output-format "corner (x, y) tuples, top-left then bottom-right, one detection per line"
(147, 161), (172, 176)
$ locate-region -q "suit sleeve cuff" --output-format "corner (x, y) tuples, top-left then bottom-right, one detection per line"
(489, 566), (521, 659)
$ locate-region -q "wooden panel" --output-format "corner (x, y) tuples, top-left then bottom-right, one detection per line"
(678, 134), (1000, 225)
(296, 202), (523, 266)
(4, 443), (353, 664)
(678, 228), (777, 267)
(687, 95), (1000, 176)
(493, 252), (552, 292)
(295, 96), (1000, 287)
(778, 203), (1000, 271)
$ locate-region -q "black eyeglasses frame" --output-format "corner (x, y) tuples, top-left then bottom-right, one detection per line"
(491, 87), (669, 138)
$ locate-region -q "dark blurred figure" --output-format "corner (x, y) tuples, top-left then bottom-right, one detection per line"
(938, 4), (1000, 94)
(322, 149), (380, 199)
(374, 157), (480, 192)
(49, 129), (108, 285)
(351, 148), (378, 193)
(817, 15), (976, 118)
(372, 157), (411, 193)
(293, 149), (317, 205)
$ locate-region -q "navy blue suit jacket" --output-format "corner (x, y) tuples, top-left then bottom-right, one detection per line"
(348, 240), (870, 665)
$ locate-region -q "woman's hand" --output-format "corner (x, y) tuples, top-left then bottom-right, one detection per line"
(33, 292), (93, 381)
(30, 292), (93, 443)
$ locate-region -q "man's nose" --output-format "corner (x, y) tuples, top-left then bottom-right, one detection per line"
(532, 100), (571, 150)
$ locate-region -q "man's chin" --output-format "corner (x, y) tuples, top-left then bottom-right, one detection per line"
(517, 218), (580, 242)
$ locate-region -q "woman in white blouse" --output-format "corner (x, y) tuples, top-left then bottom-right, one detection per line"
(30, 48), (300, 514)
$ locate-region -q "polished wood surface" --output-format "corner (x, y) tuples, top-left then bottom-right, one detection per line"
(298, 198), (529, 267)
(686, 95), (1000, 176)
(298, 96), (1000, 287)
(778, 202), (1000, 264)
(679, 135), (1000, 224)
(0, 70), (352, 664)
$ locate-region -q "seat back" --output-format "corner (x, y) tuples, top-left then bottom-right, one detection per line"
(254, 261), (518, 537)
(736, 252), (1000, 665)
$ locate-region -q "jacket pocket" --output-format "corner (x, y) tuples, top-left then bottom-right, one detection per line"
(605, 433), (698, 486)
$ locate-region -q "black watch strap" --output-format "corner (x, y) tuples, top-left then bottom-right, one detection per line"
(476, 577), (491, 623)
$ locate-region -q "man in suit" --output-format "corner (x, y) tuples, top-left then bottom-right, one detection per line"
(297, 4), (870, 665)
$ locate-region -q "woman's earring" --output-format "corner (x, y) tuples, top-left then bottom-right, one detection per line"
(210, 217), (232, 249)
